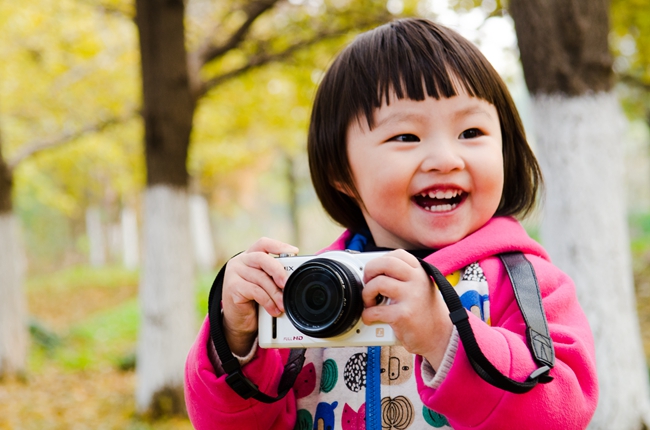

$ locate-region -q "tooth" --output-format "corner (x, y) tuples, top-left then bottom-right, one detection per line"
(445, 190), (453, 199)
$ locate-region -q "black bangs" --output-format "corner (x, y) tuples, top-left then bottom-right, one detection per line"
(345, 19), (500, 129)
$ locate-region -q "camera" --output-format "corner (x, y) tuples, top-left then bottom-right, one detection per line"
(258, 250), (398, 348)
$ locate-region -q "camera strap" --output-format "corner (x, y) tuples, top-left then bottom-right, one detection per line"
(208, 251), (554, 402)
(208, 258), (306, 403)
(418, 252), (555, 393)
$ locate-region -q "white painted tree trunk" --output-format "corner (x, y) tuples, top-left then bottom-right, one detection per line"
(121, 206), (140, 270)
(86, 206), (106, 267)
(0, 213), (27, 376)
(189, 193), (216, 272)
(136, 185), (196, 412)
(531, 92), (650, 428)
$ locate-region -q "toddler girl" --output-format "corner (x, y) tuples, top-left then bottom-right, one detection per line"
(184, 18), (598, 430)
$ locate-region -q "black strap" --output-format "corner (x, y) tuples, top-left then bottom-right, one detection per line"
(418, 252), (554, 393)
(208, 257), (306, 403)
(208, 251), (554, 401)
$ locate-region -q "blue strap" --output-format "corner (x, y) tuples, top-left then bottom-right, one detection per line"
(346, 232), (382, 429)
(347, 232), (368, 252)
(366, 346), (382, 429)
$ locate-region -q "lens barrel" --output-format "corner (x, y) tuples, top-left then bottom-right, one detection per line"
(283, 258), (363, 338)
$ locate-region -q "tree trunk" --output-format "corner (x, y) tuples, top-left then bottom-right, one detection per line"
(0, 138), (28, 378)
(510, 0), (650, 428)
(135, 0), (196, 415)
(285, 152), (301, 247)
(189, 193), (216, 272)
(136, 186), (195, 415)
(121, 206), (140, 270)
(86, 206), (106, 267)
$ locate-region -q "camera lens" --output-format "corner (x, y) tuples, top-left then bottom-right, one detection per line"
(304, 284), (329, 313)
(283, 258), (363, 338)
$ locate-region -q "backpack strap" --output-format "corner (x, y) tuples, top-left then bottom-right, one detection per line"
(499, 252), (555, 372)
(417, 252), (554, 393)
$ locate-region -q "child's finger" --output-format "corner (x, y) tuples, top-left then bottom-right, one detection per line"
(245, 281), (283, 317)
(246, 237), (299, 257)
(385, 249), (421, 267)
(361, 295), (401, 325)
(361, 276), (401, 307)
(363, 251), (417, 284)
(238, 265), (285, 312)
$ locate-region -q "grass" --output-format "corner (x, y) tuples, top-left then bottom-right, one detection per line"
(0, 264), (218, 430)
(630, 213), (650, 361)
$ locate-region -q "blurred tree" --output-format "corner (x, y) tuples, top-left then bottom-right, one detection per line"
(133, 0), (395, 416)
(611, 0), (650, 125)
(1, 0), (141, 271)
(0, 126), (28, 378)
(0, 0), (139, 377)
(509, 0), (650, 427)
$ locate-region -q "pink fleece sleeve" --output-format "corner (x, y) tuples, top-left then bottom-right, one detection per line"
(415, 255), (598, 430)
(184, 316), (297, 430)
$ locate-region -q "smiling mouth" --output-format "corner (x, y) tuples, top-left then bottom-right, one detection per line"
(413, 189), (466, 212)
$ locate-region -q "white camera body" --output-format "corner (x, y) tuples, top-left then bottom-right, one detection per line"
(258, 250), (398, 349)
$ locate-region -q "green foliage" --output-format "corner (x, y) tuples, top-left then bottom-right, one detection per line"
(446, 0), (505, 16)
(27, 264), (139, 292)
(188, 0), (401, 202)
(61, 299), (139, 370)
(0, 0), (143, 269)
(195, 270), (217, 319)
(26, 264), (213, 372)
(611, 0), (650, 120)
(630, 212), (650, 254)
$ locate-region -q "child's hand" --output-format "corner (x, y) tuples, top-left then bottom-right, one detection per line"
(221, 237), (298, 356)
(360, 250), (453, 369)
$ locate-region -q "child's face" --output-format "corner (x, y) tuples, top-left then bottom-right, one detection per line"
(344, 91), (504, 249)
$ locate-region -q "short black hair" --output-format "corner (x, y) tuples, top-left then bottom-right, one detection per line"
(308, 18), (543, 233)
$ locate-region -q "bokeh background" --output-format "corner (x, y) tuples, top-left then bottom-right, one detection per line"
(0, 0), (649, 428)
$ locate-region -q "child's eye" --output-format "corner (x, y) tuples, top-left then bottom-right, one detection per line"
(459, 128), (484, 139)
(389, 134), (420, 142)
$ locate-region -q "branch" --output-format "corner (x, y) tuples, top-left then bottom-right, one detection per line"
(196, 16), (389, 98)
(188, 0), (280, 96)
(75, 0), (134, 19)
(8, 109), (139, 170)
(618, 73), (650, 92)
(200, 0), (280, 65)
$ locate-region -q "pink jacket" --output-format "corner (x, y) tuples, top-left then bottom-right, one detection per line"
(184, 217), (598, 429)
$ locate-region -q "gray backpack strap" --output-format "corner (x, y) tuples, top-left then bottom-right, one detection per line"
(499, 252), (555, 374)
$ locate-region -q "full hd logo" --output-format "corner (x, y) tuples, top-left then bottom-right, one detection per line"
(283, 335), (304, 342)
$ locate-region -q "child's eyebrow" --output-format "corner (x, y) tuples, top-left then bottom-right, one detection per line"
(453, 105), (496, 120)
(373, 111), (429, 129)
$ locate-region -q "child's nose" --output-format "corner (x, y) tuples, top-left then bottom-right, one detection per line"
(420, 139), (465, 173)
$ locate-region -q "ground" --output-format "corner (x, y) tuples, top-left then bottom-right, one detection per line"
(0, 266), (198, 430)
